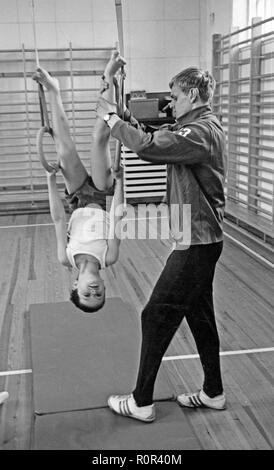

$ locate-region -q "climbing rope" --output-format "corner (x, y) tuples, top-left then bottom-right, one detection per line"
(31, 0), (55, 173)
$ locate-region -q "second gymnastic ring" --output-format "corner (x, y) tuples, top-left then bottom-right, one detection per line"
(36, 126), (55, 173)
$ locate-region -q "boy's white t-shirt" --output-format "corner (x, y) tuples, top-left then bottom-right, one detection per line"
(66, 206), (110, 269)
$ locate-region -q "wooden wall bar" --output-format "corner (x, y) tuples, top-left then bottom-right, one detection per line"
(0, 46), (116, 213)
(212, 16), (274, 235)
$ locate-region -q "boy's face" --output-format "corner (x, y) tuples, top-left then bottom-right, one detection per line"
(74, 274), (105, 309)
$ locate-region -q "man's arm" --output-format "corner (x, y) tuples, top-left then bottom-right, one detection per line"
(109, 118), (210, 165)
(123, 106), (158, 134)
(123, 106), (139, 128)
(105, 168), (124, 266)
(47, 171), (70, 267)
(97, 96), (211, 165)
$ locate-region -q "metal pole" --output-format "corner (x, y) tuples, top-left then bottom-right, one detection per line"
(115, 0), (125, 56)
(114, 0), (125, 172)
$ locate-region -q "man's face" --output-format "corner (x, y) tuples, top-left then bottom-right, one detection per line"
(170, 82), (193, 120)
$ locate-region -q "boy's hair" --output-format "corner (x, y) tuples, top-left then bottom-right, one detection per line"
(169, 67), (216, 103)
(70, 287), (106, 313)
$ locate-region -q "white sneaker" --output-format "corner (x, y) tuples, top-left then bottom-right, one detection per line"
(0, 391), (9, 405)
(108, 393), (156, 422)
(177, 389), (226, 410)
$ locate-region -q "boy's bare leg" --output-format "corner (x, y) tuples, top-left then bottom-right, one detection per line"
(33, 68), (87, 194)
(91, 50), (126, 191)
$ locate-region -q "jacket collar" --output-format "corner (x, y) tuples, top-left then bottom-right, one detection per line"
(175, 105), (212, 126)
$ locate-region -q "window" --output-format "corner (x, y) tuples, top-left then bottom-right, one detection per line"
(233, 0), (273, 28)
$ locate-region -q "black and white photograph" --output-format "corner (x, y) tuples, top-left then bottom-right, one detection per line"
(0, 0), (273, 455)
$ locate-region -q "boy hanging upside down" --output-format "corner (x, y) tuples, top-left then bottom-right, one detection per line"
(32, 50), (126, 313)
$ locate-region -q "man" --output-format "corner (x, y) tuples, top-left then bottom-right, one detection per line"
(97, 67), (227, 421)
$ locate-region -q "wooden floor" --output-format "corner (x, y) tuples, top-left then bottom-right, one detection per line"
(0, 212), (273, 450)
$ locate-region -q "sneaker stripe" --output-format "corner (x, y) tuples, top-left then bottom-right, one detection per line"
(195, 394), (204, 406)
(124, 398), (132, 416)
(121, 399), (128, 416)
(120, 399), (127, 416)
(189, 395), (198, 407)
(190, 394), (202, 407)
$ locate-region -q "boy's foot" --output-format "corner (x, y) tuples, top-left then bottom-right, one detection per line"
(108, 393), (156, 423)
(0, 391), (9, 405)
(104, 49), (126, 79)
(177, 390), (226, 410)
(32, 67), (59, 93)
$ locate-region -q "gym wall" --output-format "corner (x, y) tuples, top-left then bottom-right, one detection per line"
(0, 0), (233, 93)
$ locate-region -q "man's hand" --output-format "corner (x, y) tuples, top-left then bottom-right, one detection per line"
(97, 96), (117, 120)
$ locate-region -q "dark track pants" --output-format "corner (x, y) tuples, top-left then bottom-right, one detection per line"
(133, 242), (224, 406)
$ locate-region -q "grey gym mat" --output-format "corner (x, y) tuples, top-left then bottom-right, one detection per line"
(33, 401), (201, 450)
(29, 298), (174, 414)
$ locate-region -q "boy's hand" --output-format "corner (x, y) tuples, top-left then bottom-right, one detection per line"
(113, 164), (124, 180)
(47, 162), (61, 177)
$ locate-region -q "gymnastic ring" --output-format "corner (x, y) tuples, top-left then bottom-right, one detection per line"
(36, 126), (55, 173)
